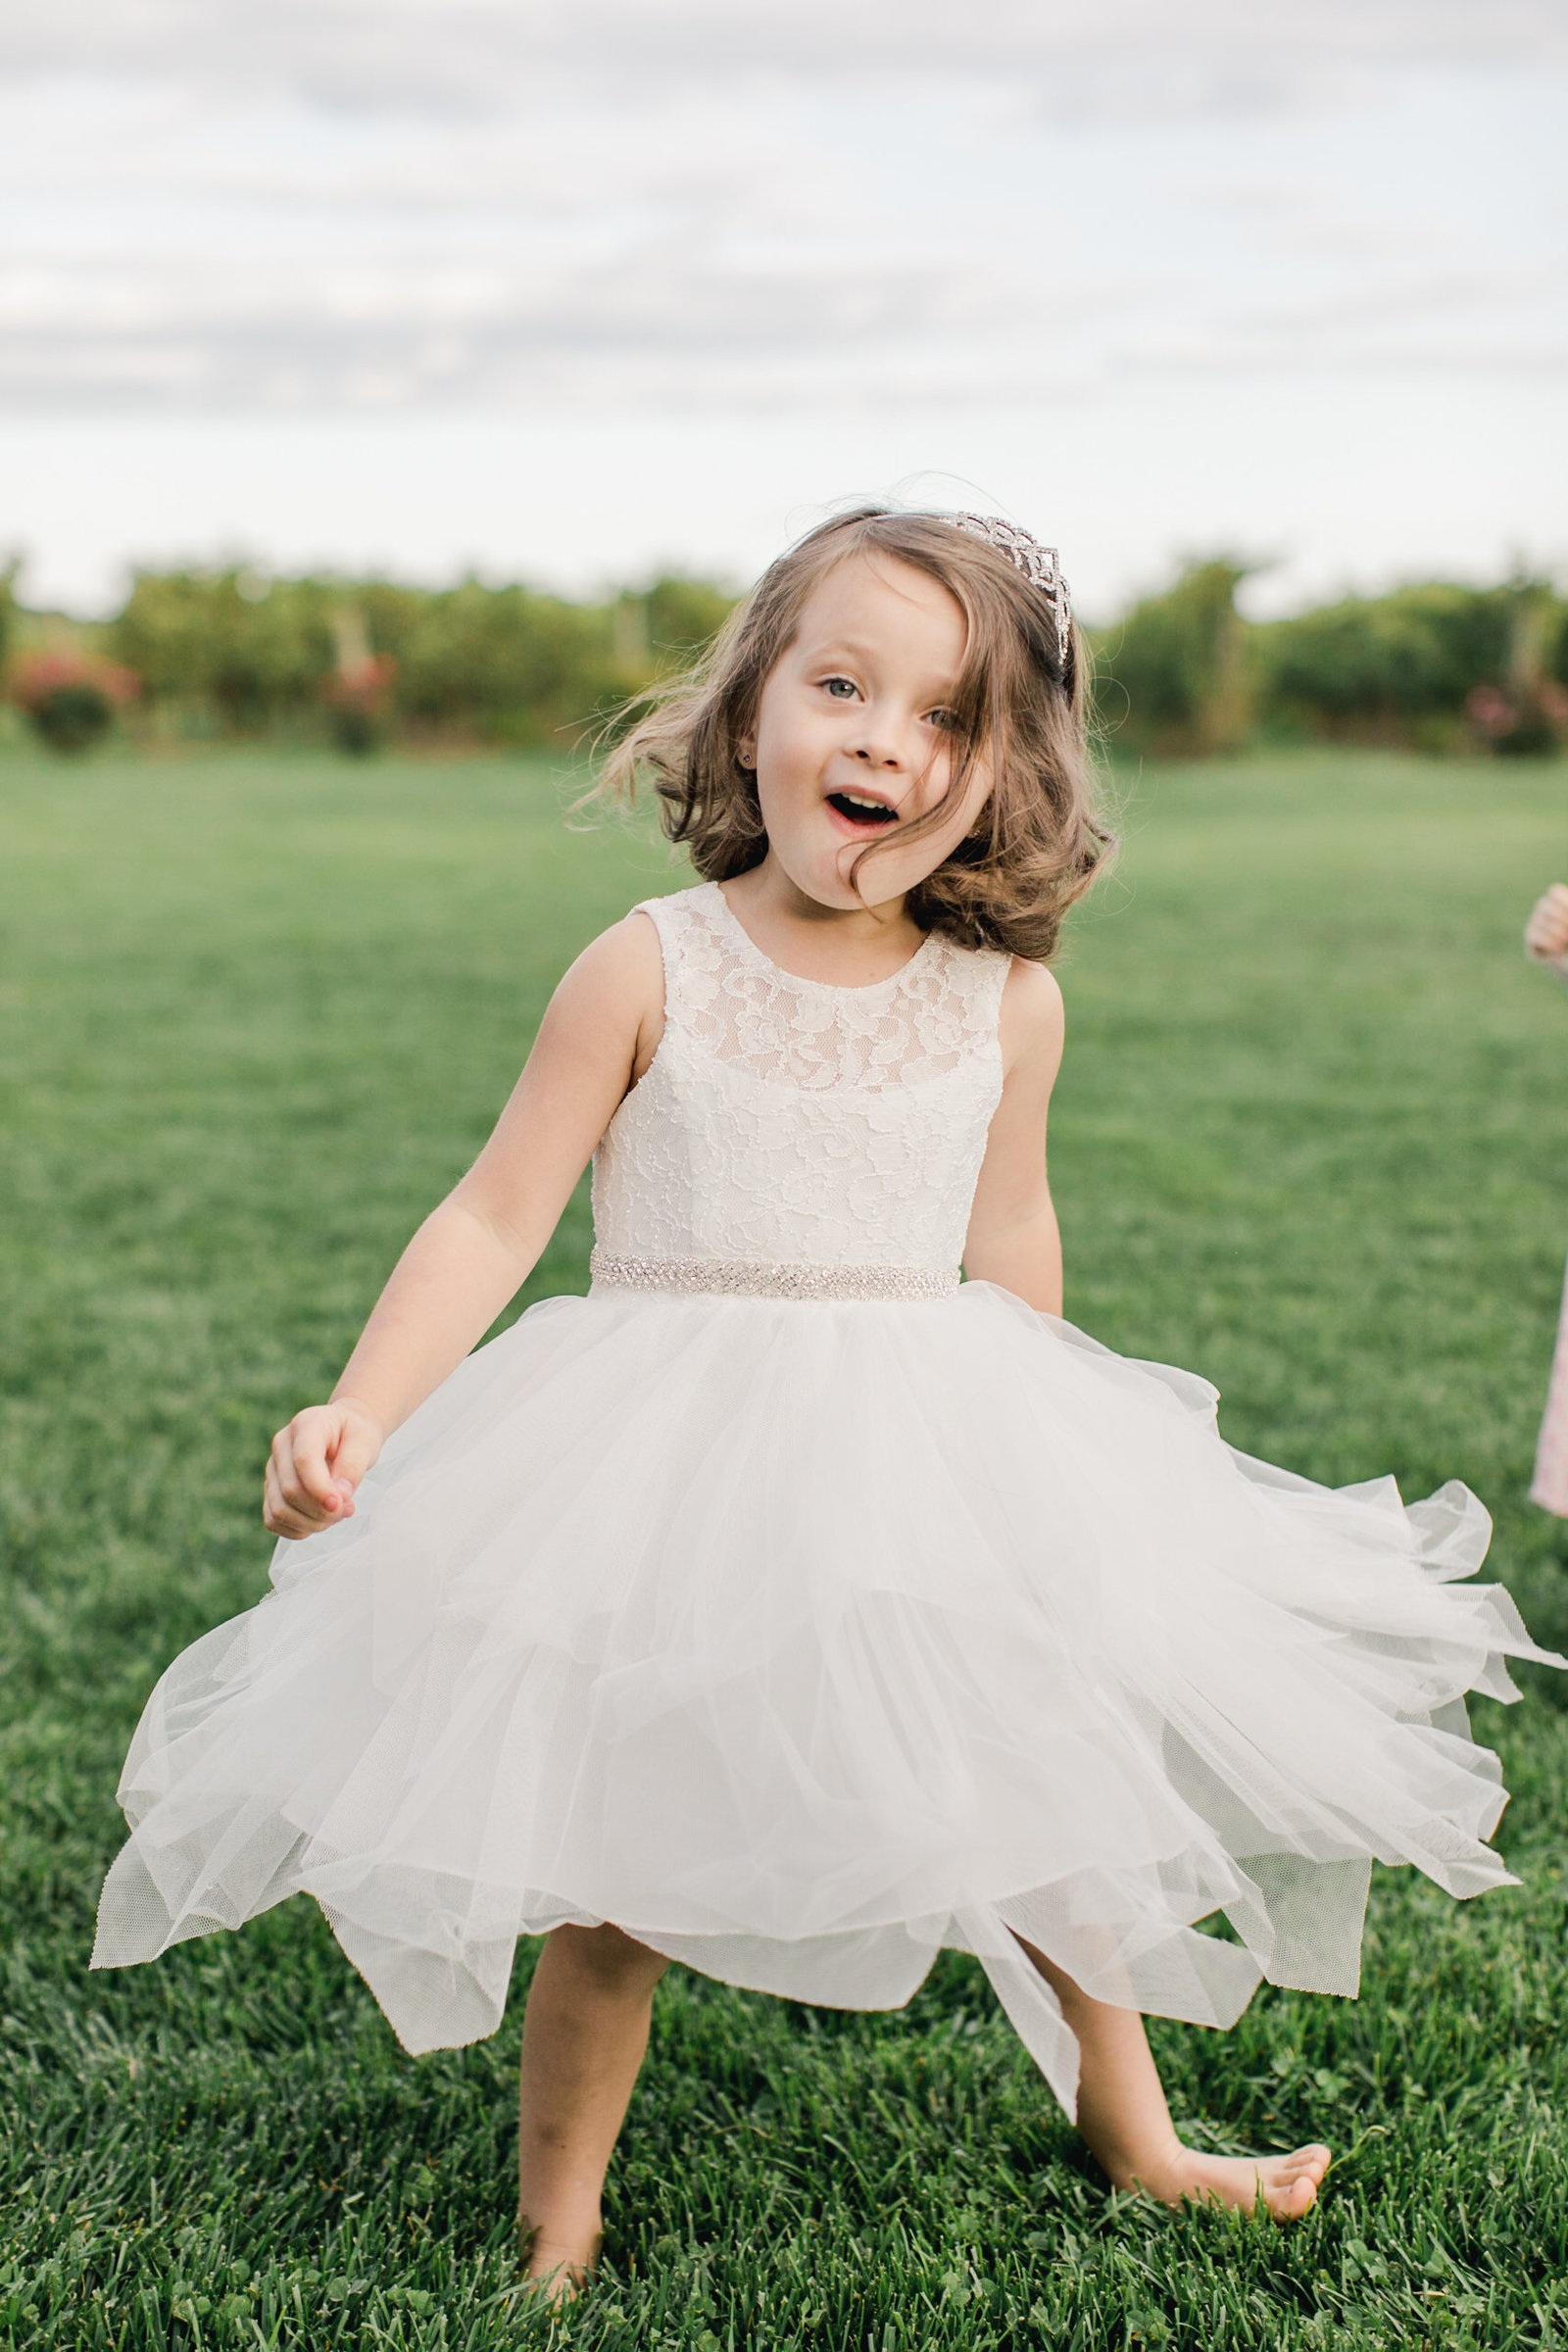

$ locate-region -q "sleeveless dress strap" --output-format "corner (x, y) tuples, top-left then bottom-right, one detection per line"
(631, 890), (693, 960)
(632, 887), (705, 1032)
(633, 883), (736, 1042)
(972, 943), (1015, 1035)
(925, 931), (1013, 1053)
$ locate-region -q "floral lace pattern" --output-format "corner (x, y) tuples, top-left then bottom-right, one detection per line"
(591, 883), (1011, 1273)
(666, 884), (1004, 1093)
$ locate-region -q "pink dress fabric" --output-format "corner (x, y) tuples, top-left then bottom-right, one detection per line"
(1533, 1254), (1568, 1512)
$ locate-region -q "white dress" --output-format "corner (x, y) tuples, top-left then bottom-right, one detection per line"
(93, 881), (1557, 2117)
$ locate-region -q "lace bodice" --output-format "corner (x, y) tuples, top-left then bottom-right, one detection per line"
(590, 883), (1011, 1275)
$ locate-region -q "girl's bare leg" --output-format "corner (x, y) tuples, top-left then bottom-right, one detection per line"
(1025, 1945), (1330, 2220)
(517, 1923), (670, 2294)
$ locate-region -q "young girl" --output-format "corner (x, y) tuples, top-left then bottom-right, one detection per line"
(95, 510), (1556, 2291)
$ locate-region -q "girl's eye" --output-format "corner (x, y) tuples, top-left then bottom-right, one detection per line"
(821, 676), (858, 701)
(926, 708), (959, 732)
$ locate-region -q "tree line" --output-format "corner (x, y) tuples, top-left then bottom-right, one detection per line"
(1098, 562), (1568, 760)
(2, 557), (1564, 760)
(0, 569), (735, 759)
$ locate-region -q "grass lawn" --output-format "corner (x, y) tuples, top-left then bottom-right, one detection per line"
(4, 743), (1568, 2349)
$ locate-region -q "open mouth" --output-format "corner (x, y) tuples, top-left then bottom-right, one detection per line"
(826, 790), (899, 828)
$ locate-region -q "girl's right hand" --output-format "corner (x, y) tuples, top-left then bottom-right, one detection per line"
(264, 1399), (385, 1540)
(1525, 884), (1568, 968)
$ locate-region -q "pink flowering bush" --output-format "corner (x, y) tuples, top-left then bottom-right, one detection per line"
(11, 648), (139, 755)
(1466, 677), (1568, 759)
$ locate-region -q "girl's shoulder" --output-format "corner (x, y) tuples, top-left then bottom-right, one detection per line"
(996, 954), (1064, 1077)
(550, 904), (668, 1029)
(998, 952), (1062, 1013)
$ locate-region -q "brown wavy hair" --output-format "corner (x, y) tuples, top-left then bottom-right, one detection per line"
(592, 507), (1114, 960)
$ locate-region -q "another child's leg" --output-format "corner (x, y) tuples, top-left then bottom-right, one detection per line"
(517, 1923), (670, 2291)
(1024, 1944), (1330, 2220)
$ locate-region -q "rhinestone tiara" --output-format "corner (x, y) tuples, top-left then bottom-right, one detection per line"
(943, 514), (1072, 669)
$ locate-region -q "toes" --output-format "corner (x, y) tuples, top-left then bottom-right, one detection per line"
(1266, 2173), (1318, 2222)
(1272, 2145), (1330, 2178)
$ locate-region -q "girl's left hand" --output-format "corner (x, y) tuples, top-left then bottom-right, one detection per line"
(1525, 884), (1568, 967)
(264, 1398), (385, 1540)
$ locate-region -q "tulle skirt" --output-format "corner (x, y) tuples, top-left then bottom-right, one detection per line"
(92, 1283), (1557, 2116)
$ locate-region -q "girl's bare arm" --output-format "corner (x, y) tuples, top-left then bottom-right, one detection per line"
(961, 958), (1066, 1314)
(264, 913), (664, 1539)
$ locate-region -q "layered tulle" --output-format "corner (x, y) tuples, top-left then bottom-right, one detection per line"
(93, 1284), (1554, 2116)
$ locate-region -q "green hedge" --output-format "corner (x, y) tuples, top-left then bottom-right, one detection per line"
(6, 555), (1566, 759)
(100, 568), (736, 750)
(1095, 568), (1568, 759)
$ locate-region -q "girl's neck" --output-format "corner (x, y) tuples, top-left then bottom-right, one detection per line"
(719, 858), (924, 989)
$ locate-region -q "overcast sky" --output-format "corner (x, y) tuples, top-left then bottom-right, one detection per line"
(3, 0), (1566, 614)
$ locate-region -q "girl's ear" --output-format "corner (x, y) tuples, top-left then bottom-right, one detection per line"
(738, 736), (757, 770)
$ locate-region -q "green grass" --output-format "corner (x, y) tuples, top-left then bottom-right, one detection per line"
(5, 744), (1568, 2350)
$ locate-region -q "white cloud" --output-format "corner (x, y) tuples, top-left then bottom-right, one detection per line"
(1, 2), (1564, 606)
(0, 2), (1563, 414)
(9, 1), (1568, 108)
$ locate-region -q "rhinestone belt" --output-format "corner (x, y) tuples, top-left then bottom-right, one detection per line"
(590, 1249), (960, 1303)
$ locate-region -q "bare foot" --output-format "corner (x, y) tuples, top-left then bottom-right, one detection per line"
(519, 2230), (602, 2306)
(1132, 2142), (1331, 2222)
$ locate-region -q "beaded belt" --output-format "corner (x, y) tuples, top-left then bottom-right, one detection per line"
(590, 1249), (960, 1303)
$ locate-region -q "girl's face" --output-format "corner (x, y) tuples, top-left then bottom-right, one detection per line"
(745, 554), (992, 914)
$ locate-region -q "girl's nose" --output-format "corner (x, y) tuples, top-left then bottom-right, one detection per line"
(852, 738), (905, 770)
